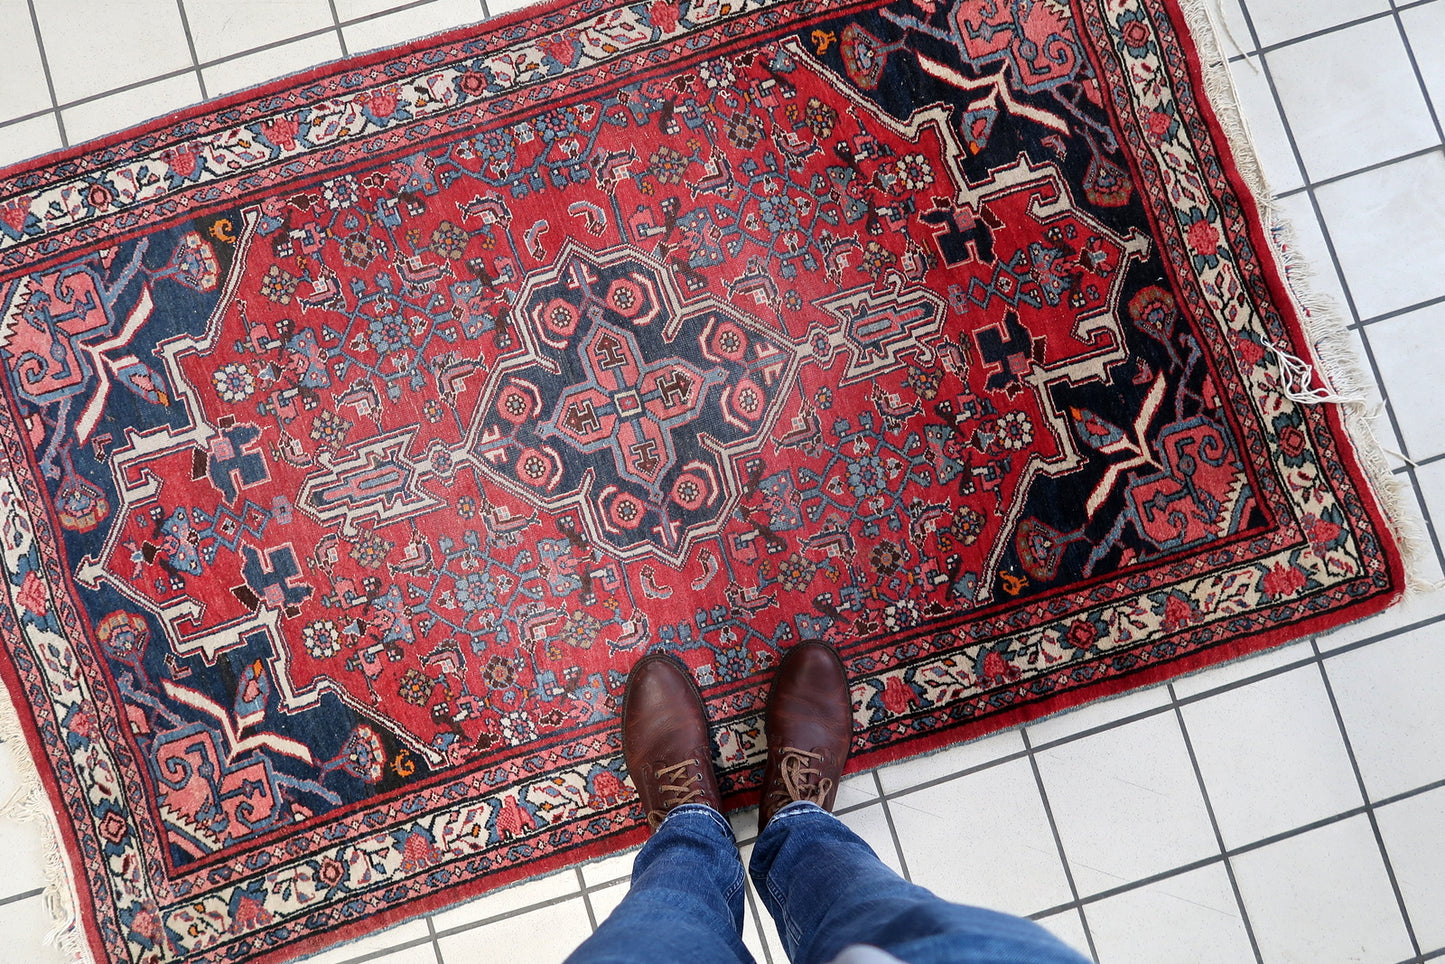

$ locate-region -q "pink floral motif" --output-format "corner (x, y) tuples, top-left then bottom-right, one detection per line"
(954, 0), (1082, 94)
(15, 570), (47, 618)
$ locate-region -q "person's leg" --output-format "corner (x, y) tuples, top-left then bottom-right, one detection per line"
(565, 651), (754, 964)
(566, 804), (753, 964)
(751, 643), (1089, 964)
(750, 802), (1091, 964)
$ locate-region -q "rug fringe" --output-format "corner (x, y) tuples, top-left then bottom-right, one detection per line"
(0, 676), (89, 962)
(1174, 0), (1435, 596)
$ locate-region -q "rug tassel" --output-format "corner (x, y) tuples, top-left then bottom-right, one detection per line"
(1269, 346), (1362, 405)
(1208, 0), (1258, 67)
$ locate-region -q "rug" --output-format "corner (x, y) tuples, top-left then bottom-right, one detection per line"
(0, 0), (1406, 961)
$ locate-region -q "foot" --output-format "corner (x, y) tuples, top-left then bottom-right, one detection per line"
(759, 642), (852, 831)
(622, 652), (723, 832)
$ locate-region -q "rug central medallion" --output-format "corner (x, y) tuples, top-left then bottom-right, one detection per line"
(472, 242), (801, 563)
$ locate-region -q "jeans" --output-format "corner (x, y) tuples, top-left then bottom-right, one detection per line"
(565, 803), (1092, 964)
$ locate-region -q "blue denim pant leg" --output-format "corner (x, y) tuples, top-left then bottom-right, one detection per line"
(749, 803), (1092, 964)
(565, 805), (755, 964)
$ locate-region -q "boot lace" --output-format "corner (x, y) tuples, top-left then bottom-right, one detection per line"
(646, 759), (706, 829)
(766, 747), (834, 812)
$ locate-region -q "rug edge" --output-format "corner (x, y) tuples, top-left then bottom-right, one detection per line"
(0, 4), (1424, 962)
(1171, 0), (1431, 599)
(0, 670), (97, 964)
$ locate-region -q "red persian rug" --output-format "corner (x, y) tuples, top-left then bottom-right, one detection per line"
(0, 0), (1405, 960)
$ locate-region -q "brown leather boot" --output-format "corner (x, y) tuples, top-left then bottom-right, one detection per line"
(758, 641), (853, 831)
(622, 652), (723, 832)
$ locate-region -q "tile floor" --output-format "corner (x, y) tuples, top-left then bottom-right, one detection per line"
(0, 0), (1442, 961)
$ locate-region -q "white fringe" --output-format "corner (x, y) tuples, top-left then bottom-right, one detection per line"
(1177, 0), (1435, 595)
(0, 675), (88, 962)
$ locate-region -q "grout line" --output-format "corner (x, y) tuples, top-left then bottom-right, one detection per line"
(327, 0), (352, 57)
(743, 872), (777, 964)
(878, 603), (1445, 805)
(1311, 641), (1422, 956)
(1018, 729), (1100, 963)
(1236, 0), (1445, 574)
(1168, 683), (1264, 963)
(174, 0), (211, 101)
(430, 885), (595, 941)
(1355, 292), (1445, 330)
(576, 867), (599, 932)
(334, 934), (442, 964)
(479, 0), (494, 20)
(0, 888), (44, 908)
(870, 770), (913, 882)
(1388, 0), (1445, 145)
(1, 0), (477, 130)
(425, 914), (446, 964)
(1241, 0), (1439, 58)
(22, 0), (68, 149)
(575, 872), (598, 930)
(1022, 773), (1445, 920)
(1281, 145), (1445, 197)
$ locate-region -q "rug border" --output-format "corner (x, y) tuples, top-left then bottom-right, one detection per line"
(0, 0), (1414, 961)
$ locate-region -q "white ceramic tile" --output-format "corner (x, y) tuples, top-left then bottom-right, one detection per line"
(342, 0), (481, 54)
(1337, 326), (1406, 468)
(1179, 667), (1362, 847)
(586, 879), (624, 921)
(0, 115), (64, 169)
(578, 847), (637, 888)
(61, 74), (205, 146)
(1366, 303), (1445, 461)
(1232, 816), (1412, 964)
(33, 0), (194, 105)
(837, 803), (904, 876)
(738, 841), (785, 963)
(436, 895), (594, 963)
(1240, 0), (1391, 49)
(1086, 864), (1253, 964)
(889, 757), (1074, 917)
(0, 817), (54, 898)
(1401, 2), (1445, 115)
(487, 0), (538, 16)
(299, 917), (432, 964)
(0, 894), (71, 964)
(836, 769), (882, 807)
(875, 727), (1025, 795)
(1269, 190), (1351, 317)
(1315, 569), (1445, 653)
(0, 0), (50, 121)
(334, 0), (430, 19)
(1224, 56), (1304, 194)
(1375, 786), (1445, 951)
(1326, 620), (1445, 800)
(1034, 714), (1218, 897)
(0, 734), (31, 809)
(1024, 683), (1171, 747)
(203, 32), (347, 96)
(364, 944), (444, 964)
(429, 865), (581, 933)
(1316, 152), (1445, 320)
(1210, 0), (1254, 57)
(1265, 19), (1438, 184)
(1169, 637), (1312, 698)
(1414, 461), (1445, 568)
(182, 0), (336, 63)
(1034, 908), (1095, 961)
(587, 874), (775, 961)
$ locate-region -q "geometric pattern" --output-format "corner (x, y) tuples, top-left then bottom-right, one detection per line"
(0, 0), (1404, 961)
